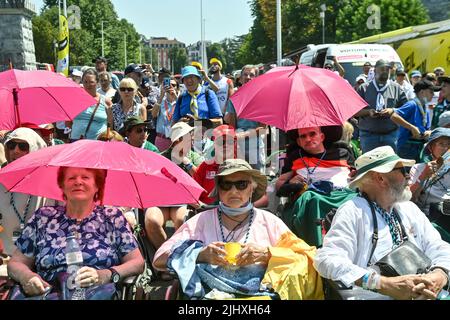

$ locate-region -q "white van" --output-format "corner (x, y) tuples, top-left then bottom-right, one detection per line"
(299, 43), (404, 84)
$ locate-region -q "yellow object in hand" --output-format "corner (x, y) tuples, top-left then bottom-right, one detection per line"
(224, 242), (241, 265)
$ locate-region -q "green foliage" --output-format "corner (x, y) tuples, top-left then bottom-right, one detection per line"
(169, 47), (188, 74)
(238, 0), (429, 65)
(35, 0), (144, 70)
(336, 0), (429, 42)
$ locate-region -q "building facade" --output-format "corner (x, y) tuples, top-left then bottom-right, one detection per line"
(142, 37), (185, 71)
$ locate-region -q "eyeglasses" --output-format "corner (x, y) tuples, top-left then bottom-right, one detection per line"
(218, 180), (251, 191)
(6, 141), (29, 152)
(120, 87), (135, 92)
(392, 167), (409, 177)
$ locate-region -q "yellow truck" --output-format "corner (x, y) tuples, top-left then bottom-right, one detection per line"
(349, 19), (450, 74)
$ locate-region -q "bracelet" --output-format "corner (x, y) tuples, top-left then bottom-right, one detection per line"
(183, 162), (193, 171)
(362, 272), (371, 290)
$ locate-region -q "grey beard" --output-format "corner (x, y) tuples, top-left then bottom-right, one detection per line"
(389, 184), (412, 203)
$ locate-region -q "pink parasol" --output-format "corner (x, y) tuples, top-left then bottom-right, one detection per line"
(0, 69), (97, 130)
(0, 140), (205, 208)
(230, 65), (368, 131)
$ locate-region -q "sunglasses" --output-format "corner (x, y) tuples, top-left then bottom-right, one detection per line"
(218, 180), (251, 191)
(120, 87), (135, 92)
(133, 127), (148, 134)
(392, 167), (409, 177)
(6, 141), (30, 152)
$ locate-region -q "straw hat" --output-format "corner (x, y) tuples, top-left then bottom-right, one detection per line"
(209, 159), (267, 202)
(349, 146), (415, 189)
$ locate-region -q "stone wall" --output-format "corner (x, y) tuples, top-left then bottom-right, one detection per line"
(0, 2), (36, 71)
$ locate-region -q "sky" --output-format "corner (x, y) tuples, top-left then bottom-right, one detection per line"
(33, 0), (254, 45)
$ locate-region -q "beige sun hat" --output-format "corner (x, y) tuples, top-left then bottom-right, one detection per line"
(349, 146), (415, 189)
(170, 122), (194, 144)
(209, 159), (267, 202)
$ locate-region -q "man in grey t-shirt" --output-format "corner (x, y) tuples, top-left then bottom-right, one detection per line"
(355, 59), (408, 153)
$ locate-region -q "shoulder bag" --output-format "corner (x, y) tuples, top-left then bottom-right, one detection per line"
(363, 193), (432, 277)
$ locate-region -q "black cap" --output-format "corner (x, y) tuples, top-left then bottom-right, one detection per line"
(414, 79), (441, 93)
(92, 56), (107, 63)
(438, 76), (450, 84)
(375, 59), (391, 69)
(158, 67), (172, 75)
(363, 61), (372, 67)
(396, 68), (406, 75)
(124, 63), (145, 75)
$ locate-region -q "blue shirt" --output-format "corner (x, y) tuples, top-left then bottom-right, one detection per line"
(71, 96), (108, 140)
(173, 86), (222, 122)
(15, 206), (138, 282)
(394, 99), (430, 147)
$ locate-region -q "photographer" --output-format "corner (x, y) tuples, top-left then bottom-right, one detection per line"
(151, 77), (179, 151)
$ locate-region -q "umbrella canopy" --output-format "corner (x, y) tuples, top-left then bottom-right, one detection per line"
(0, 140), (205, 208)
(230, 65), (368, 131)
(0, 69), (97, 130)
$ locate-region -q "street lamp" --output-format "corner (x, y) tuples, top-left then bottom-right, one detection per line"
(276, 0), (282, 66)
(320, 4), (326, 44)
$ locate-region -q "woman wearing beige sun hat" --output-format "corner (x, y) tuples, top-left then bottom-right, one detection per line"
(153, 158), (324, 300)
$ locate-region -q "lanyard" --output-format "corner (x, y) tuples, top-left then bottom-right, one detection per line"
(163, 99), (175, 122)
(10, 193), (32, 230)
(299, 150), (327, 183)
(217, 208), (254, 244)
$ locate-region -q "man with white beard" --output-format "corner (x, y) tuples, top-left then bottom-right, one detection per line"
(314, 146), (450, 300)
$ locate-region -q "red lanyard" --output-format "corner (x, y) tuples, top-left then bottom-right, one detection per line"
(164, 100), (175, 122)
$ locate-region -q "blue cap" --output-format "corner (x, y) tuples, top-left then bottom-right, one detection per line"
(425, 127), (450, 150)
(181, 66), (201, 81)
(410, 70), (421, 78)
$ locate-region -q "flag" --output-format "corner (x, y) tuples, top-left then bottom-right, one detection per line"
(57, 14), (69, 76)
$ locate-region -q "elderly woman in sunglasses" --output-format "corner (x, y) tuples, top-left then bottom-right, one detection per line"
(0, 128), (49, 262)
(111, 78), (147, 132)
(152, 159), (324, 300)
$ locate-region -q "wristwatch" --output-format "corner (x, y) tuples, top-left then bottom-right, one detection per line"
(109, 267), (121, 284)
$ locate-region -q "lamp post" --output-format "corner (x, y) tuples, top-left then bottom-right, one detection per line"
(320, 4), (326, 44)
(276, 0), (282, 66)
(124, 34), (127, 67)
(101, 20), (105, 57)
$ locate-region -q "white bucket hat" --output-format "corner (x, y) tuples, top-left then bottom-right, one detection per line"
(170, 122), (194, 144)
(349, 146), (415, 189)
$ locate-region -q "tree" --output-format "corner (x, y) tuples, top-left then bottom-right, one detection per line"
(32, 8), (58, 64)
(35, 0), (143, 70)
(240, 0), (429, 65)
(336, 0), (429, 42)
(169, 47), (188, 74)
(206, 43), (227, 71)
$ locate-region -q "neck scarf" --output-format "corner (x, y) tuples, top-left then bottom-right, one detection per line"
(372, 79), (390, 112)
(414, 97), (428, 127)
(188, 85), (202, 120)
(372, 202), (403, 248)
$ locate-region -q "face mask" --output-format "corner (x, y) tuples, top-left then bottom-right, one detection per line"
(218, 201), (254, 217)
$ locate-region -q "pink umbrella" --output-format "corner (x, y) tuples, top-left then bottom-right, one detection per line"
(0, 69), (97, 130)
(0, 140), (205, 208)
(230, 65), (368, 131)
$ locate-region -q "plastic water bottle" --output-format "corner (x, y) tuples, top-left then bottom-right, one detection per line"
(65, 233), (85, 300)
